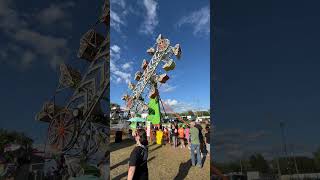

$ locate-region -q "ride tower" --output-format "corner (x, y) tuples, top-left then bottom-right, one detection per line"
(122, 34), (182, 126)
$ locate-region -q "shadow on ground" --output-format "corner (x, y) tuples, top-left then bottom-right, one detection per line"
(111, 157), (129, 171)
(112, 156), (156, 180)
(110, 138), (135, 152)
(173, 159), (192, 180)
(149, 144), (163, 153)
(202, 153), (208, 166)
(111, 143), (161, 171)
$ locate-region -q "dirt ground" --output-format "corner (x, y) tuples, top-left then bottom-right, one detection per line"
(110, 136), (210, 180)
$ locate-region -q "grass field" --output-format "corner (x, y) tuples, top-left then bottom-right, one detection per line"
(110, 136), (210, 180)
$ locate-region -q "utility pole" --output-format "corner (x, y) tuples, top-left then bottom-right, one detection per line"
(240, 159), (243, 174)
(291, 145), (299, 174)
(280, 121), (291, 175)
(280, 121), (288, 157)
(276, 155), (282, 178)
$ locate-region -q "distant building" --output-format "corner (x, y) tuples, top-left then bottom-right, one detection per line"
(196, 116), (210, 122)
(247, 171), (260, 180)
(281, 173), (320, 180)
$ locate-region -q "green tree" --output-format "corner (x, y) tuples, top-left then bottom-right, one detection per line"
(110, 102), (120, 109)
(249, 153), (270, 173)
(269, 156), (315, 175)
(0, 129), (33, 153)
(216, 161), (244, 173)
(295, 156), (316, 173)
(187, 110), (194, 116)
(202, 111), (210, 116)
(314, 147), (320, 171)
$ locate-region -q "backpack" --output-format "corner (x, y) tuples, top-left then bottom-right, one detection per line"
(139, 146), (148, 167)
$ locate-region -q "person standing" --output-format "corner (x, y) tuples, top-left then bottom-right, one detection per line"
(163, 127), (168, 145)
(171, 124), (178, 148)
(196, 122), (206, 158)
(185, 125), (190, 149)
(189, 121), (202, 168)
(178, 125), (185, 148)
(201, 122), (207, 146)
(168, 124), (172, 144)
(205, 126), (210, 157)
(156, 127), (163, 145)
(128, 129), (149, 180)
(146, 122), (151, 143)
(151, 126), (156, 144)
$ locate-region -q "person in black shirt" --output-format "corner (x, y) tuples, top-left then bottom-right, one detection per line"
(128, 129), (149, 180)
(205, 126), (210, 157)
(171, 123), (178, 148)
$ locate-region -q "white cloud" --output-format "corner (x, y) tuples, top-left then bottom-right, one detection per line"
(162, 99), (208, 113)
(110, 44), (132, 84)
(110, 0), (131, 33)
(122, 62), (133, 70)
(12, 29), (68, 68)
(0, 0), (72, 70)
(110, 10), (125, 32)
(212, 129), (306, 161)
(110, 0), (158, 35)
(37, 4), (65, 25)
(14, 29), (68, 55)
(116, 77), (122, 83)
(165, 99), (178, 106)
(36, 2), (74, 27)
(113, 70), (131, 84)
(139, 0), (158, 35)
(21, 51), (36, 66)
(178, 6), (210, 36)
(110, 59), (117, 72)
(0, 0), (27, 31)
(111, 45), (121, 53)
(159, 83), (177, 93)
(111, 0), (126, 9)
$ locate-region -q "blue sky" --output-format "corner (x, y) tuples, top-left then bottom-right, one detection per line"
(0, 0), (103, 143)
(213, 0), (320, 162)
(109, 0), (210, 113)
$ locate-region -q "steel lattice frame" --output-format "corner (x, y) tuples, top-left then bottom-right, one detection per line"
(63, 0), (109, 155)
(37, 0), (110, 157)
(124, 35), (181, 114)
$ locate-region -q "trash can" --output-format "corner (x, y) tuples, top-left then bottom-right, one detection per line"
(115, 131), (122, 143)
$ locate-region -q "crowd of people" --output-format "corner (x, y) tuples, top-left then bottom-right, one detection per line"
(127, 120), (211, 180)
(146, 121), (210, 159)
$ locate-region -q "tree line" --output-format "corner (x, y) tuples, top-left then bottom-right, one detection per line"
(215, 150), (320, 175)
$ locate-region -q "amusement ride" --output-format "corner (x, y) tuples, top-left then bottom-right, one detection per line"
(36, 0), (109, 158)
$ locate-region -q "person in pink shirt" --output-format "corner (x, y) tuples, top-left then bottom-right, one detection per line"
(146, 124), (151, 143)
(185, 125), (190, 149)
